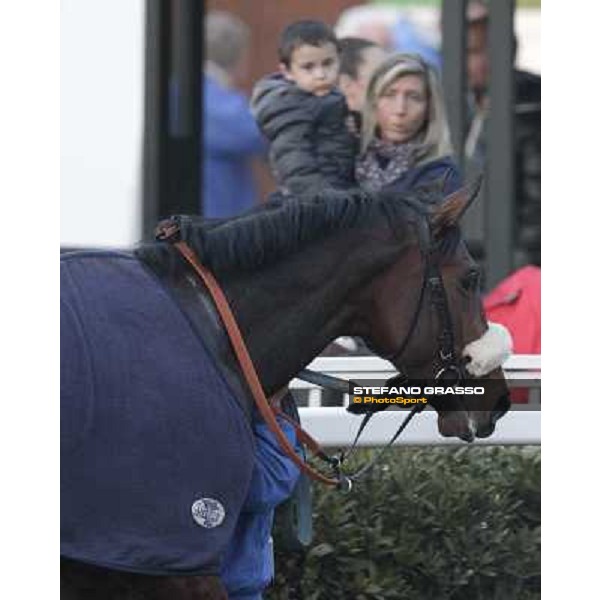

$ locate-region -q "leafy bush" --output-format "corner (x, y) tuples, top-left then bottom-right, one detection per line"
(268, 446), (540, 600)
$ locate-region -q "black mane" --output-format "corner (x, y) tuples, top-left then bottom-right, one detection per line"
(135, 188), (441, 277)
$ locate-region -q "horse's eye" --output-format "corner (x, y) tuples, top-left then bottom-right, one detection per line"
(461, 268), (481, 291)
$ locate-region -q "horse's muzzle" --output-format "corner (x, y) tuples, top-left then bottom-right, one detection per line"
(474, 392), (512, 438)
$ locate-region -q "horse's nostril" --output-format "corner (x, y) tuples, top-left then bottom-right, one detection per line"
(476, 423), (495, 439)
(460, 430), (475, 443)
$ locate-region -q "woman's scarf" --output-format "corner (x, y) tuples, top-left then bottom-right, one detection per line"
(355, 138), (425, 192)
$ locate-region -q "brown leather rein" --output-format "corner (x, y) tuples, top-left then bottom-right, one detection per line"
(155, 221), (346, 488)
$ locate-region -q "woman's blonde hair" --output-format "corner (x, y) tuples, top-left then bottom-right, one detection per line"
(360, 53), (453, 163)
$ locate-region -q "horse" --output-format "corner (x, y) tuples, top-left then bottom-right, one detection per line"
(61, 183), (511, 599)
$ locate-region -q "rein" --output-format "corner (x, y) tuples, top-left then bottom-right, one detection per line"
(155, 213), (468, 490)
(157, 221), (347, 488)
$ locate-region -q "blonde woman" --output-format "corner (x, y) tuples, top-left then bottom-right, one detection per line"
(356, 53), (461, 195)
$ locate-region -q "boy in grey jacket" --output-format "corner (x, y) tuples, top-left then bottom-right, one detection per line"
(251, 20), (358, 198)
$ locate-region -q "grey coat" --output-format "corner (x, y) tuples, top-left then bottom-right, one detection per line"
(251, 74), (357, 197)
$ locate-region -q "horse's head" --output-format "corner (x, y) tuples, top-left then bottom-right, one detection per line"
(359, 180), (511, 442)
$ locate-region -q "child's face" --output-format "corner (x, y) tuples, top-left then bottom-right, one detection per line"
(281, 42), (340, 96)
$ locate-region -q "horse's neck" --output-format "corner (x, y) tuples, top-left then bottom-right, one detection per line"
(221, 230), (402, 394)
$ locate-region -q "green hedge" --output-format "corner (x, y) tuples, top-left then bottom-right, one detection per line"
(268, 446), (540, 600)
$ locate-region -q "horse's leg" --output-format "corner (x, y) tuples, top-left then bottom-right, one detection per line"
(61, 558), (140, 600)
(61, 558), (228, 600)
(152, 575), (228, 600)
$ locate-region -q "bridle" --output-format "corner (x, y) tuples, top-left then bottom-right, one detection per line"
(326, 213), (472, 477)
(155, 212), (470, 491)
(381, 214), (469, 386)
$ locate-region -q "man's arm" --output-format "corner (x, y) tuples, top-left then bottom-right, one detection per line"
(242, 419), (301, 513)
(204, 81), (266, 157)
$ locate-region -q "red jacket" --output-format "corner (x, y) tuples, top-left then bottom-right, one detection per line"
(484, 266), (541, 402)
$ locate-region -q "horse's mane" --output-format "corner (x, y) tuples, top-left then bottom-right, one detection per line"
(135, 187), (443, 277)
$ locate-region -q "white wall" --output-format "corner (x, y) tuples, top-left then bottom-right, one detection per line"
(61, 0), (144, 247)
(515, 9), (541, 74)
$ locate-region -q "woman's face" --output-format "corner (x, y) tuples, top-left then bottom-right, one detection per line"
(375, 74), (428, 144)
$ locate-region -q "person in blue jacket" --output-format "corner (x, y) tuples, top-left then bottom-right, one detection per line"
(391, 16), (441, 73)
(221, 415), (301, 600)
(356, 53), (462, 197)
(203, 11), (266, 218)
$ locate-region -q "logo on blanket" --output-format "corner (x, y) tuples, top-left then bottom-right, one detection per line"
(191, 497), (226, 528)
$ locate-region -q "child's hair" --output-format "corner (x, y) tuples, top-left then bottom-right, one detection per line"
(278, 20), (340, 67)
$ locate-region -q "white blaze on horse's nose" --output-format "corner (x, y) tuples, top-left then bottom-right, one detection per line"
(462, 322), (513, 377)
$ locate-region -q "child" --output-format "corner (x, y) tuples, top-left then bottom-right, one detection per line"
(251, 20), (358, 198)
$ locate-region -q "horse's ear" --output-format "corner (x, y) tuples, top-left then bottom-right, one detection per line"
(432, 176), (483, 231)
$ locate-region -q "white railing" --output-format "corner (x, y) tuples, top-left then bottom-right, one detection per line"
(292, 355), (540, 447)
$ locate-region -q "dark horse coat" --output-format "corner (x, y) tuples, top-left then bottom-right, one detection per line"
(61, 251), (255, 576)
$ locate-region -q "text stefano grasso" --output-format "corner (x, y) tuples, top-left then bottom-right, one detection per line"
(351, 385), (485, 396)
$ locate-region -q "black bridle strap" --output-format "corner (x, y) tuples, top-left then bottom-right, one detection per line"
(383, 254), (430, 366)
(345, 405), (425, 482)
(428, 271), (467, 380)
(382, 215), (432, 366)
(384, 217), (465, 381)
(297, 369), (352, 393)
(340, 411), (376, 464)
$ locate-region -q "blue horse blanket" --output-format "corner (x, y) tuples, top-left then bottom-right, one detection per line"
(61, 251), (255, 575)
